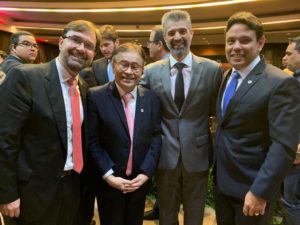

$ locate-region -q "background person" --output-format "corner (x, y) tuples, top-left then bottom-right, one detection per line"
(1, 31), (38, 74)
(280, 36), (300, 225)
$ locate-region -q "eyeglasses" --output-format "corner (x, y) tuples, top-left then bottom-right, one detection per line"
(115, 60), (143, 73)
(17, 41), (39, 50)
(62, 35), (95, 51)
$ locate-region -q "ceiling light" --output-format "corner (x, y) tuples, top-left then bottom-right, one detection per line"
(0, 0), (258, 13)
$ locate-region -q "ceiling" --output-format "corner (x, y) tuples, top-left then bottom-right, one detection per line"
(1, 0), (300, 46)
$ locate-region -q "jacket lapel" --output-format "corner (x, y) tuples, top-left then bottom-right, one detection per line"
(107, 82), (130, 136)
(182, 55), (204, 114)
(44, 60), (68, 152)
(222, 58), (265, 121)
(160, 60), (180, 114)
(133, 86), (145, 144)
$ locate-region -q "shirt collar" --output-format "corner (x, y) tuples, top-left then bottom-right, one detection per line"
(55, 57), (79, 84)
(115, 82), (137, 100)
(169, 52), (192, 68)
(232, 55), (261, 79)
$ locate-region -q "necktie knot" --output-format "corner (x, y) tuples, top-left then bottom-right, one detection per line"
(123, 93), (132, 106)
(222, 71), (240, 118)
(68, 78), (77, 87)
(174, 62), (185, 71)
(231, 71), (240, 80)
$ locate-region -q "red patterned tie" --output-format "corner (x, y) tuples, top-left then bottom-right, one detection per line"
(68, 79), (83, 173)
(123, 93), (134, 176)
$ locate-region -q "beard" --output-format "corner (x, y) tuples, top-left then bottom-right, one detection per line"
(167, 38), (189, 59)
(63, 49), (91, 72)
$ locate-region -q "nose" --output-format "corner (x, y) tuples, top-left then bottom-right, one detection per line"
(282, 55), (288, 61)
(173, 31), (182, 40)
(232, 41), (242, 49)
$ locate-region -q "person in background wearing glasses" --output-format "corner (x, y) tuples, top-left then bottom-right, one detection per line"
(147, 25), (170, 63)
(88, 43), (162, 225)
(141, 9), (222, 225)
(0, 20), (98, 225)
(1, 31), (38, 74)
(143, 25), (170, 222)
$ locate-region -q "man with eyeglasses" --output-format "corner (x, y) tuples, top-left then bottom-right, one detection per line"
(1, 31), (38, 74)
(88, 42), (162, 225)
(141, 10), (222, 225)
(79, 24), (120, 225)
(0, 20), (98, 225)
(147, 25), (170, 63)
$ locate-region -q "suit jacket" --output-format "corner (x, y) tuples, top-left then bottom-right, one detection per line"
(0, 59), (89, 222)
(141, 55), (222, 172)
(1, 54), (24, 74)
(88, 82), (162, 178)
(215, 58), (300, 201)
(79, 57), (109, 87)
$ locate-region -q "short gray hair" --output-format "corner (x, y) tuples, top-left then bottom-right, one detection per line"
(161, 10), (192, 33)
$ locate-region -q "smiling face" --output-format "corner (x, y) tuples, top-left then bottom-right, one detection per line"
(225, 23), (265, 70)
(58, 29), (96, 76)
(164, 20), (193, 61)
(113, 50), (143, 93)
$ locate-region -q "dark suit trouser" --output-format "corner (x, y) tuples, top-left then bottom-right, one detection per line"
(281, 164), (300, 225)
(214, 185), (277, 225)
(4, 171), (81, 225)
(157, 158), (208, 225)
(97, 179), (151, 225)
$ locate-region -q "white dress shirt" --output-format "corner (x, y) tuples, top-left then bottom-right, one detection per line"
(56, 58), (84, 171)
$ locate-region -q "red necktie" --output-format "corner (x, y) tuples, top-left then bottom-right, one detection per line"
(123, 93), (134, 176)
(68, 79), (83, 173)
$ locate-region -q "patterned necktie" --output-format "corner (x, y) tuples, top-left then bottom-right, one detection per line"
(222, 71), (240, 118)
(123, 93), (134, 176)
(68, 79), (83, 173)
(174, 62), (186, 111)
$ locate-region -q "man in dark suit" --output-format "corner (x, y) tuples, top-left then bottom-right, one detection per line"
(280, 36), (300, 225)
(1, 31), (38, 74)
(88, 43), (162, 225)
(141, 10), (222, 225)
(80, 24), (119, 87)
(79, 25), (120, 225)
(214, 12), (300, 225)
(0, 20), (98, 225)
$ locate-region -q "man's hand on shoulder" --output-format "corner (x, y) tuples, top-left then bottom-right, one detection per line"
(0, 198), (20, 218)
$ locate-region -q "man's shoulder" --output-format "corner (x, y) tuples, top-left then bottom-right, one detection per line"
(192, 55), (219, 68)
(92, 57), (107, 67)
(144, 59), (169, 74)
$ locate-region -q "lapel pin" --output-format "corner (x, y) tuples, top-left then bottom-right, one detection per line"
(248, 80), (253, 84)
(141, 108), (144, 112)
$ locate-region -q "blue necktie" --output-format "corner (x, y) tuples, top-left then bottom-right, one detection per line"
(107, 62), (114, 81)
(222, 71), (240, 118)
